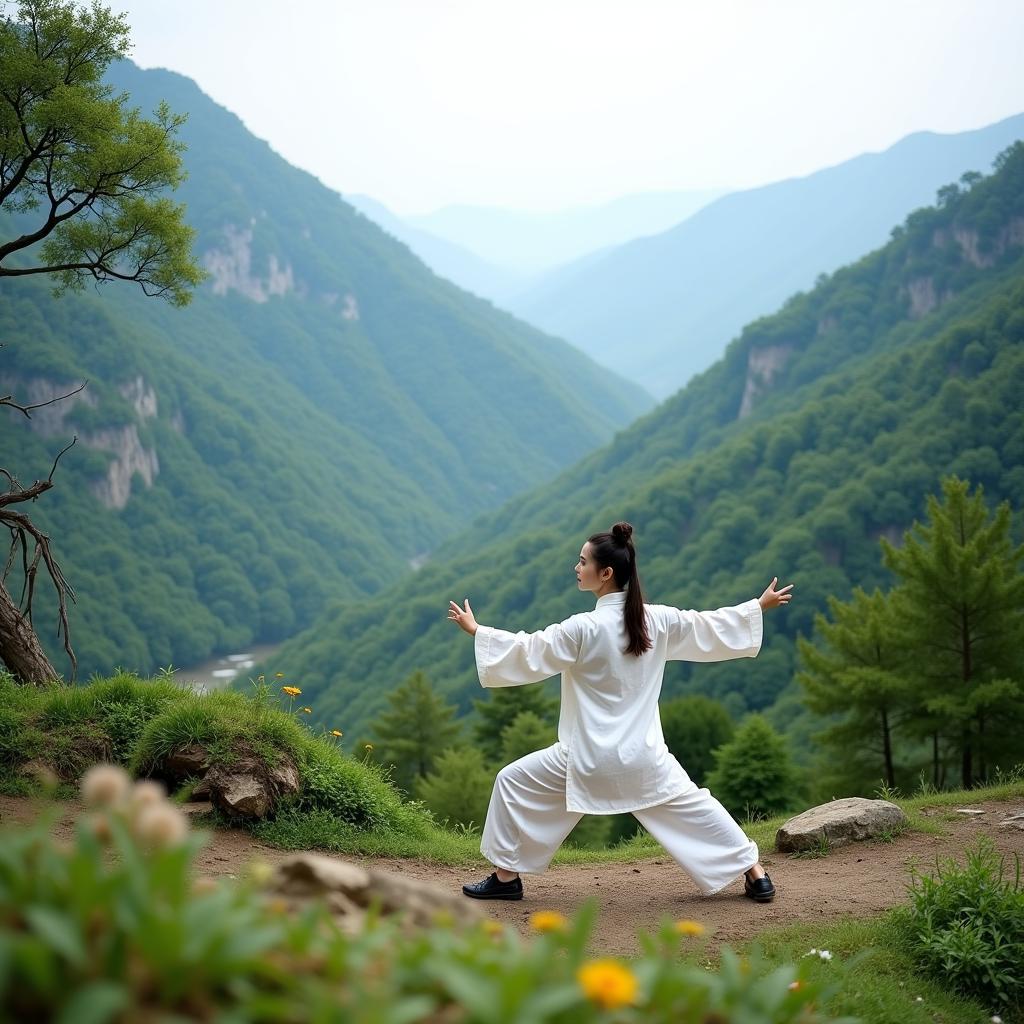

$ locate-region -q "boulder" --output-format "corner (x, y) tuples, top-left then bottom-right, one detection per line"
(775, 797), (908, 853)
(203, 752), (301, 821)
(269, 853), (482, 932)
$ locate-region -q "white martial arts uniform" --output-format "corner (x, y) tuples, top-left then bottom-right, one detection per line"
(474, 591), (763, 894)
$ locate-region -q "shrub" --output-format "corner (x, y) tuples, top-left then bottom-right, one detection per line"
(893, 837), (1024, 1015)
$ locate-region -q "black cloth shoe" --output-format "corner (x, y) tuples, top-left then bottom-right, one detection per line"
(462, 872), (523, 901)
(744, 872), (776, 902)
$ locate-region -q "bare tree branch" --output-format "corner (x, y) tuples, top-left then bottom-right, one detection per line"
(0, 381), (87, 419)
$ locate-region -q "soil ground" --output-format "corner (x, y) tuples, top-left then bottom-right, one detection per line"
(3, 795), (1022, 957)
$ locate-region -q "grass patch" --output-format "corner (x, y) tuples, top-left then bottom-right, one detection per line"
(730, 915), (1009, 1024)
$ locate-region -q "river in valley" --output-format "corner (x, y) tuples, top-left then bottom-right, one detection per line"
(172, 642), (284, 694)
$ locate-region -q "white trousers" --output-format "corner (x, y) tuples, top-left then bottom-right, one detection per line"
(480, 744), (759, 896)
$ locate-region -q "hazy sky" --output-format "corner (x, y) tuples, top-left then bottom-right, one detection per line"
(117, 0), (1024, 214)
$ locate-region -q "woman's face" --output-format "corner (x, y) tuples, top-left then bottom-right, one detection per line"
(575, 542), (612, 593)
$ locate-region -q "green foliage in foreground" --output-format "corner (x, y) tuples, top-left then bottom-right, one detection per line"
(0, 773), (851, 1024)
(893, 837), (1023, 1016)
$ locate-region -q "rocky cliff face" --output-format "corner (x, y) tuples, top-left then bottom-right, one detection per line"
(203, 223), (296, 303)
(3, 375), (162, 511)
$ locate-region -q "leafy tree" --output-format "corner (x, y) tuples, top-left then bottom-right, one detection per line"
(881, 477), (1024, 787)
(473, 685), (557, 762)
(415, 746), (493, 829)
(0, 0), (201, 682)
(798, 588), (912, 788)
(659, 695), (734, 785)
(706, 714), (802, 819)
(370, 671), (461, 790)
(499, 709), (555, 764)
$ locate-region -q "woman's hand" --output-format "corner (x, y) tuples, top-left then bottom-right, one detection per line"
(448, 598), (479, 636)
(758, 577), (793, 611)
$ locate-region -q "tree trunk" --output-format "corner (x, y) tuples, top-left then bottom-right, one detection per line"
(0, 581), (59, 684)
(961, 730), (973, 789)
(881, 707), (895, 788)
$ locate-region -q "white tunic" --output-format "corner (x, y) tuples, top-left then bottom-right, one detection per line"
(474, 592), (763, 814)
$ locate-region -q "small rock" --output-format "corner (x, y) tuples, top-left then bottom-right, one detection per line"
(953, 808), (985, 815)
(269, 853), (481, 932)
(181, 801), (214, 817)
(998, 812), (1024, 831)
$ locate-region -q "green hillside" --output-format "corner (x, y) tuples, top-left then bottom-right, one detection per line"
(0, 61), (650, 678)
(274, 143), (1024, 739)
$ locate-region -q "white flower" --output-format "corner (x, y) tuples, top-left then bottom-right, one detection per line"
(818, 950), (833, 961)
(915, 996), (923, 1002)
(990, 1017), (1003, 1023)
(133, 803), (188, 848)
(129, 779), (166, 813)
(81, 763), (131, 808)
(803, 948), (818, 957)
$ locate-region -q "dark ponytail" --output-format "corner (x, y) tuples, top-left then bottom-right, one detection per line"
(587, 521), (651, 656)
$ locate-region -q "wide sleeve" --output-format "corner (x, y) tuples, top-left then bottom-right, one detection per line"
(474, 618), (582, 688)
(659, 599), (763, 662)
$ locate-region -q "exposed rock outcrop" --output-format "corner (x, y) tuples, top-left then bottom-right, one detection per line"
(738, 344), (793, 419)
(775, 797), (908, 853)
(88, 425), (159, 510)
(2, 374), (160, 510)
(204, 223), (296, 303)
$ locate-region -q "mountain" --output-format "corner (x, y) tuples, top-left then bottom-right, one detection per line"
(344, 194), (530, 304)
(508, 114), (1024, 397)
(404, 189), (728, 275)
(0, 60), (652, 678)
(268, 142), (1024, 740)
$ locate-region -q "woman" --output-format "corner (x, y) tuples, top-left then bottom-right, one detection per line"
(447, 521), (792, 904)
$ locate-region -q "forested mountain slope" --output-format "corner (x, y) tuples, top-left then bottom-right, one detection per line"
(0, 61), (649, 677)
(275, 144), (1024, 738)
(509, 114), (1024, 397)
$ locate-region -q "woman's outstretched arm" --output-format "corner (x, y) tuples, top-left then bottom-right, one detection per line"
(448, 598), (580, 687)
(660, 577), (793, 663)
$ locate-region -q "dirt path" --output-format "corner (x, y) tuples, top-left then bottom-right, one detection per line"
(3, 795), (1022, 958)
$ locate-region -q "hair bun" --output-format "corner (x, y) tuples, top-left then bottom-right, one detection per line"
(611, 521), (634, 544)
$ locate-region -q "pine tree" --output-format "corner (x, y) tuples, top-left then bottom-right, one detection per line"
(798, 588), (912, 788)
(499, 710), (556, 765)
(706, 714), (801, 819)
(369, 671), (461, 790)
(659, 695), (734, 785)
(473, 686), (557, 761)
(881, 477), (1024, 787)
(415, 746), (493, 829)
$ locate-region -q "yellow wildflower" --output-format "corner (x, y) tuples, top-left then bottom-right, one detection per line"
(675, 919), (706, 937)
(301, 707), (312, 714)
(577, 959), (638, 1009)
(332, 729), (343, 738)
(282, 685), (302, 697)
(529, 910), (569, 933)
(275, 672), (285, 678)
(364, 743), (373, 751)
(481, 920), (504, 938)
